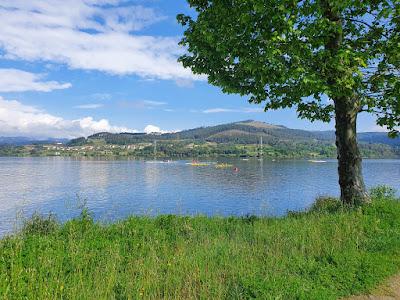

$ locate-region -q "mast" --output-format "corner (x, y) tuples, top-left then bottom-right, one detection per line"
(259, 136), (263, 157)
(153, 140), (157, 157)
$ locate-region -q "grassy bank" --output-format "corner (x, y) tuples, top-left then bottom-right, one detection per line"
(1, 189), (400, 299)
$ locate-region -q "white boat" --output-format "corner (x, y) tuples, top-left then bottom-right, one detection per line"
(308, 160), (327, 163)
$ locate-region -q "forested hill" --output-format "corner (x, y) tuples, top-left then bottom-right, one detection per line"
(0, 137), (68, 146)
(68, 120), (399, 147)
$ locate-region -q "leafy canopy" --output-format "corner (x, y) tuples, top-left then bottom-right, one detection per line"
(178, 0), (399, 136)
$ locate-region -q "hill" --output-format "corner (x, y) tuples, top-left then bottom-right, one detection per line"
(312, 131), (400, 147)
(0, 137), (68, 146)
(68, 120), (399, 147)
(1, 121), (398, 158)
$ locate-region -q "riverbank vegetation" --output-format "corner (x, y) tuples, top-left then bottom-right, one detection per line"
(1, 187), (399, 299)
(1, 121), (398, 159)
(1, 140), (398, 159)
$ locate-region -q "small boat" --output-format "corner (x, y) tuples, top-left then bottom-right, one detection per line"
(215, 163), (233, 169)
(308, 160), (327, 163)
(146, 160), (174, 164)
(190, 162), (210, 166)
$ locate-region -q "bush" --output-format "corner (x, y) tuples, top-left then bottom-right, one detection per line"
(370, 185), (397, 200)
(22, 213), (58, 235)
(309, 196), (343, 213)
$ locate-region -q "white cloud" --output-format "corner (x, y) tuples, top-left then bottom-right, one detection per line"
(202, 107), (264, 114)
(118, 99), (167, 109)
(0, 68), (72, 92)
(143, 125), (172, 134)
(93, 5), (167, 32)
(0, 96), (135, 138)
(74, 103), (104, 109)
(0, 0), (200, 81)
(144, 125), (161, 134)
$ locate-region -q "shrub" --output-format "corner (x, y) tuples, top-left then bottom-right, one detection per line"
(370, 185), (397, 200)
(22, 213), (58, 235)
(309, 196), (343, 213)
(241, 214), (259, 225)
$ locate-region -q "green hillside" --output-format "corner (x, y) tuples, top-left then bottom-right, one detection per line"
(59, 120), (399, 159)
(68, 120), (399, 148)
(0, 120), (398, 159)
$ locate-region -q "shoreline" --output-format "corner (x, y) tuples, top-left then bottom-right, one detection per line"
(1, 194), (399, 299)
(1, 155), (399, 160)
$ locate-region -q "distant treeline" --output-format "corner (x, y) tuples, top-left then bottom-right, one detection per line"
(1, 140), (398, 159)
(68, 120), (399, 147)
(1, 121), (398, 158)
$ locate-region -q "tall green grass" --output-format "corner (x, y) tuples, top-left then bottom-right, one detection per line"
(1, 188), (399, 299)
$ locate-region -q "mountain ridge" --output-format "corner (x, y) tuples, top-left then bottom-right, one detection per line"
(67, 120), (399, 148)
(0, 137), (68, 146)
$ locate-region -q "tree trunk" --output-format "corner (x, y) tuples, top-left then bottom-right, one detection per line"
(321, 1), (370, 205)
(334, 98), (370, 205)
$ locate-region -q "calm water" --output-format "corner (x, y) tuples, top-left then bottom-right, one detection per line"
(0, 157), (399, 235)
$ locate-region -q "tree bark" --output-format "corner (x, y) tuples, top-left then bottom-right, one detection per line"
(321, 0), (370, 205)
(334, 98), (370, 205)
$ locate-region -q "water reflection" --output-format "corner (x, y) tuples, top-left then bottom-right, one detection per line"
(0, 157), (399, 236)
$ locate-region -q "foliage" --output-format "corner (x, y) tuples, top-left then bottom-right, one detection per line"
(370, 185), (398, 199)
(1, 140), (399, 159)
(309, 196), (344, 213)
(2, 121), (399, 158)
(22, 213), (58, 235)
(1, 195), (400, 299)
(178, 0), (399, 136)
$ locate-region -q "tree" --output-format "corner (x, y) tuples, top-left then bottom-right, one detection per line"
(178, 0), (399, 205)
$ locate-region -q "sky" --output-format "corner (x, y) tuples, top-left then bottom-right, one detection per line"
(0, 0), (384, 139)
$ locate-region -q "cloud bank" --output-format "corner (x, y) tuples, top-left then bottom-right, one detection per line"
(0, 96), (134, 138)
(0, 0), (198, 80)
(0, 97), (172, 138)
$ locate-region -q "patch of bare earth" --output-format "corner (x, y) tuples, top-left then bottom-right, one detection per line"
(345, 274), (400, 300)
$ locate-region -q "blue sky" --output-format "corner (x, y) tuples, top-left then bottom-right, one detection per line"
(0, 0), (382, 138)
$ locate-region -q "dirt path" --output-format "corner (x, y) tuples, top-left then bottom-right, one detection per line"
(345, 274), (400, 300)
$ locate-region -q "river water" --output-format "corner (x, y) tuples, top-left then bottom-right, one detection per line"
(0, 157), (399, 235)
